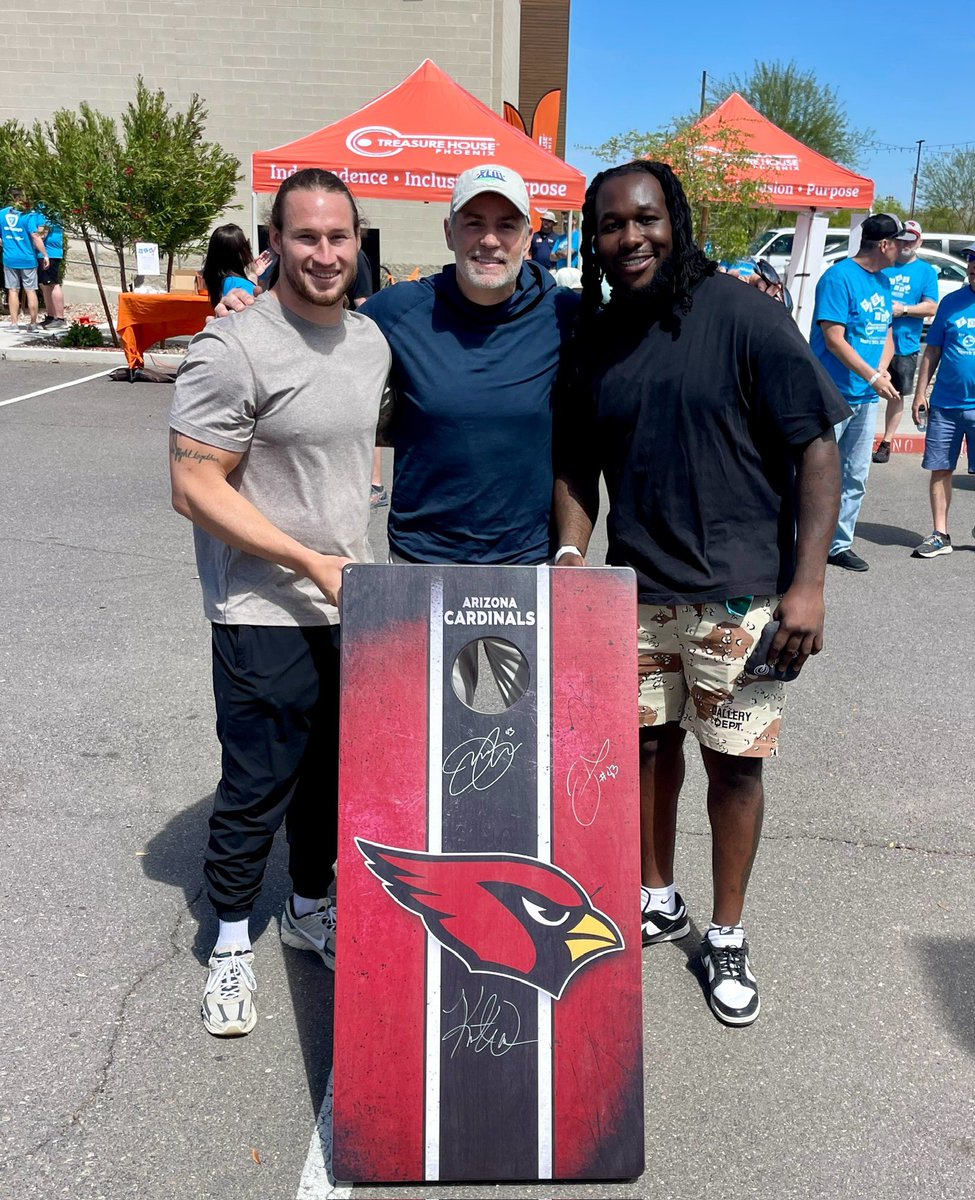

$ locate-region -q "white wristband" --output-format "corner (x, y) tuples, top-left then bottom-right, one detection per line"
(868, 372), (880, 386)
(555, 544), (583, 562)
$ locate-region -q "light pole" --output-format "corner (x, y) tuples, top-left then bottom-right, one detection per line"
(909, 139), (924, 218)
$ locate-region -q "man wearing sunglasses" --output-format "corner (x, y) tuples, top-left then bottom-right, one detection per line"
(810, 213), (904, 572)
(909, 245), (975, 557)
(873, 220), (939, 464)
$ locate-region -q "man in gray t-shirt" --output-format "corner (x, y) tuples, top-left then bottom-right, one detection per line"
(169, 169), (389, 1038)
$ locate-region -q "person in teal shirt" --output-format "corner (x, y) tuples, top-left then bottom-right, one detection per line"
(873, 219), (939, 463)
(810, 212), (904, 572)
(1, 188), (47, 330)
(35, 216), (67, 329)
(910, 247), (975, 557)
(552, 225), (581, 269)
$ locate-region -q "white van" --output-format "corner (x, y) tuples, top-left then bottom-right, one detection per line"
(748, 226), (974, 274)
(747, 227), (851, 274)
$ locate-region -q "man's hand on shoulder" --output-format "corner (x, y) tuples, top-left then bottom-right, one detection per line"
(209, 286), (260, 323)
(768, 585), (825, 677)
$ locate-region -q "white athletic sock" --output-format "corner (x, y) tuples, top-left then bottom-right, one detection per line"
(707, 921), (745, 948)
(641, 883), (676, 914)
(215, 917), (251, 952)
(291, 893), (319, 919)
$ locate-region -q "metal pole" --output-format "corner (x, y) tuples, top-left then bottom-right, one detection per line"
(909, 140), (924, 218)
(700, 70), (707, 116)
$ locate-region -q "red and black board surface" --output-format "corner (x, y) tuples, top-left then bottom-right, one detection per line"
(333, 565), (644, 1184)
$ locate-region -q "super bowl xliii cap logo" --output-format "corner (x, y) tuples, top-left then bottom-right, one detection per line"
(474, 167), (508, 183)
(356, 840), (624, 999)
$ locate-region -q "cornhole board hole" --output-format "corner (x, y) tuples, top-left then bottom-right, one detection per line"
(333, 564), (644, 1184)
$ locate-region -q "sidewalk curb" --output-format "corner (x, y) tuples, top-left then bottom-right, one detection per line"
(1, 345), (184, 368)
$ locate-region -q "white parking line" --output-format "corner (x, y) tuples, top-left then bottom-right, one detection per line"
(0, 367), (117, 408)
(296, 1070), (353, 1199)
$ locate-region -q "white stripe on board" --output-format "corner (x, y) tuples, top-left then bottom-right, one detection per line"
(535, 566), (552, 861)
(535, 565), (554, 1178)
(425, 575), (445, 1181)
(295, 1070), (353, 1199)
(0, 366), (116, 408)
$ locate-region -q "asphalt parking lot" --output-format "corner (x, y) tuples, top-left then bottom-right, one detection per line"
(1, 359), (973, 1200)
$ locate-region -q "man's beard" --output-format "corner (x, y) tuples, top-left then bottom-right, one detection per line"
(455, 254), (522, 296)
(281, 253), (354, 308)
(609, 254), (678, 316)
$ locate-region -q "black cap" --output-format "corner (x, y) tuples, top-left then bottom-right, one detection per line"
(860, 212), (907, 241)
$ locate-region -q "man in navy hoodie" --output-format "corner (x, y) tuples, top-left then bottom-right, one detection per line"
(361, 165), (579, 702)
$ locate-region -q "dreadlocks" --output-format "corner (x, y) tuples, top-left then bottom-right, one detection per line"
(579, 160), (716, 325)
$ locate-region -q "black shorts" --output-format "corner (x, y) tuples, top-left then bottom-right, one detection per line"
(37, 261), (61, 286)
(889, 352), (918, 397)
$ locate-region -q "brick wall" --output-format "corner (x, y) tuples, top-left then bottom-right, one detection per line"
(0, 0), (521, 276)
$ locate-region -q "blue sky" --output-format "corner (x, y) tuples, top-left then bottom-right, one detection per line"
(565, 0), (975, 206)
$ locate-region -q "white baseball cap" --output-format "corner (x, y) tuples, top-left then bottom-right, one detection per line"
(897, 219), (923, 242)
(450, 164), (531, 221)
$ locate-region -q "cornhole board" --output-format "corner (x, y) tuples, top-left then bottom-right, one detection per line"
(333, 564), (644, 1184)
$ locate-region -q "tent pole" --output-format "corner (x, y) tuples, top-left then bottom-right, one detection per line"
(252, 193), (259, 255)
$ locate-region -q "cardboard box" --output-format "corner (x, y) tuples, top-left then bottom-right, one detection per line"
(170, 269), (206, 295)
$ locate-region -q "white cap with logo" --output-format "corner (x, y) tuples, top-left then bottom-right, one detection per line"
(450, 164), (531, 221)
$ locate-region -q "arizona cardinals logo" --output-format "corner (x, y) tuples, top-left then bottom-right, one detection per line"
(356, 839), (624, 999)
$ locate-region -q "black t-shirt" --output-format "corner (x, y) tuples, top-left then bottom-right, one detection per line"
(576, 272), (850, 604)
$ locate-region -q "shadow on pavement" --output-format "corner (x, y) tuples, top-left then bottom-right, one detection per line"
(916, 936), (975, 1057)
(282, 943), (336, 1116)
(141, 791), (285, 964)
(855, 521), (924, 548)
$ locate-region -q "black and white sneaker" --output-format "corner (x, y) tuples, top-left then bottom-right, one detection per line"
(701, 936), (760, 1026)
(641, 891), (690, 945)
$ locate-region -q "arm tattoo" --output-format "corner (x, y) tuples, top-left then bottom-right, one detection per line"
(169, 430), (220, 465)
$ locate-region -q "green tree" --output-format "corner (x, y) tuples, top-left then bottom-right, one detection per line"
(119, 78), (241, 288)
(708, 60), (871, 168)
(0, 119), (28, 203)
(585, 120), (773, 261)
(20, 106), (125, 343)
(919, 150), (975, 231)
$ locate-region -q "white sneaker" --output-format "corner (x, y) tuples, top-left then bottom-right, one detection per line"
(201, 946), (257, 1036)
(280, 897), (336, 969)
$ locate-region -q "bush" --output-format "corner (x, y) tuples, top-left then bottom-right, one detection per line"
(62, 321), (104, 348)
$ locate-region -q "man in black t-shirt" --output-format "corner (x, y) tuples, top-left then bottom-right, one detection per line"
(554, 161), (847, 1028)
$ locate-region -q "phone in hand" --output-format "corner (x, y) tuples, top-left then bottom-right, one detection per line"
(743, 620), (801, 682)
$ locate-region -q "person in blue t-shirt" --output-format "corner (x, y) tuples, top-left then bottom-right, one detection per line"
(35, 215), (67, 330)
(201, 223), (261, 307)
(873, 219), (939, 464)
(909, 247), (975, 558)
(552, 224), (581, 270)
(810, 212), (904, 572)
(1, 188), (47, 330)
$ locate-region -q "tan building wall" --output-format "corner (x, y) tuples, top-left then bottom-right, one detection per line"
(0, 0), (521, 275)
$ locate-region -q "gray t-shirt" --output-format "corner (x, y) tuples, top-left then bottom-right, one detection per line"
(170, 292), (390, 626)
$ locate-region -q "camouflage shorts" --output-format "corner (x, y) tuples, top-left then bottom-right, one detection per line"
(637, 596), (786, 758)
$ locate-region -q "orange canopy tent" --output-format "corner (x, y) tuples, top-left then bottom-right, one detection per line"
(691, 92), (874, 211)
(690, 92), (876, 335)
(251, 59), (586, 210)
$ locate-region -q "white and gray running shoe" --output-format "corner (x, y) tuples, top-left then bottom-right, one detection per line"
(913, 531), (952, 558)
(201, 946), (257, 1037)
(280, 897), (336, 970)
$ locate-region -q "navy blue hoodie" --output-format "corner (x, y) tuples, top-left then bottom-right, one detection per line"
(363, 261), (579, 564)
